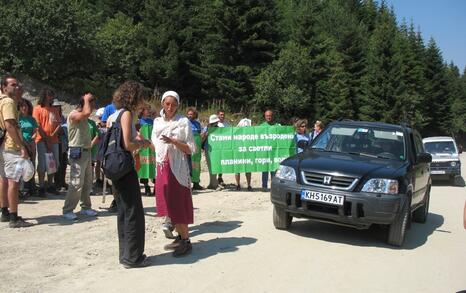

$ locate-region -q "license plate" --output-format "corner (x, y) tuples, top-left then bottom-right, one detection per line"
(431, 170), (446, 175)
(301, 190), (344, 206)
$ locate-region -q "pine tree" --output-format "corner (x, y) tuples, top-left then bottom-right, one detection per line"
(192, 0), (279, 107)
(359, 3), (400, 122)
(423, 38), (449, 135)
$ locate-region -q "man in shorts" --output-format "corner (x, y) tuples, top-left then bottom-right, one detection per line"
(0, 75), (33, 228)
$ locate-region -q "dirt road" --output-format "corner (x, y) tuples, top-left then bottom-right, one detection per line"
(1, 155), (465, 293)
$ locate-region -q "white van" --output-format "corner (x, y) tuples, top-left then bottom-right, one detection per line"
(423, 136), (462, 183)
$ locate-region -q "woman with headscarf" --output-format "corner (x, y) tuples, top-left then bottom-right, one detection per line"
(151, 91), (196, 257)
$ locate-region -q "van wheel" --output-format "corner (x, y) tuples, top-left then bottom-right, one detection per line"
(273, 205), (292, 230)
(413, 185), (430, 223)
(387, 197), (410, 247)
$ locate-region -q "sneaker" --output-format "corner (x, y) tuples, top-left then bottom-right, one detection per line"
(79, 209), (98, 216)
(122, 254), (150, 269)
(247, 186), (253, 191)
(9, 217), (33, 228)
(63, 212), (78, 220)
(172, 239), (192, 257)
(162, 223), (175, 239)
(1, 213), (10, 222)
(192, 183), (204, 190)
(236, 185), (241, 191)
(108, 200), (118, 213)
(164, 235), (182, 251)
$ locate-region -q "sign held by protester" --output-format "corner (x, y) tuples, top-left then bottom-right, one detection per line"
(207, 126), (295, 174)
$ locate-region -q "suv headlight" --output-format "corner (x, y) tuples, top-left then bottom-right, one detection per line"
(451, 161), (458, 167)
(275, 165), (296, 181)
(361, 178), (398, 194)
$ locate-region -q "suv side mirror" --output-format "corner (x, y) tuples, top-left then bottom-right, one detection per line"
(417, 153), (432, 164)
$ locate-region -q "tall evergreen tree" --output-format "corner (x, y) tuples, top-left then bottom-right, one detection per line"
(359, 3), (401, 122)
(423, 38), (449, 135)
(193, 0), (279, 107)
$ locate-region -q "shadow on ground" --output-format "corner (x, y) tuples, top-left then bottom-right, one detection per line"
(287, 212), (444, 250)
(189, 220), (243, 237)
(432, 175), (465, 187)
(147, 236), (257, 266)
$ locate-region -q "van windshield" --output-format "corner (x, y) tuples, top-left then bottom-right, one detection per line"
(311, 125), (406, 161)
(424, 141), (457, 154)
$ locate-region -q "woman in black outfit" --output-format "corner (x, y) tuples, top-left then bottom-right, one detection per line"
(111, 81), (152, 268)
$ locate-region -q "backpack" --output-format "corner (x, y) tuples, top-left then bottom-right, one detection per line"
(98, 110), (134, 181)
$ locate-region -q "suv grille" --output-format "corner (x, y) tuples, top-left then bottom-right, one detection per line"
(301, 171), (358, 190)
(431, 162), (451, 168)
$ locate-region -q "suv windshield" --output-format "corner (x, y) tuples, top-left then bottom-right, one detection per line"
(424, 141), (457, 154)
(312, 125), (406, 161)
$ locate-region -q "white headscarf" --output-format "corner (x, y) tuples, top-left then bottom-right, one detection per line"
(161, 91), (180, 104)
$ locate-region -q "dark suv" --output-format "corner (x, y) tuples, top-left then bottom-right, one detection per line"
(271, 120), (432, 246)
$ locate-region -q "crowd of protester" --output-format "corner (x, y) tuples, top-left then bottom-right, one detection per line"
(0, 75), (324, 266)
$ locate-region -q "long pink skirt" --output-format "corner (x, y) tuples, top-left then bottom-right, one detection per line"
(155, 160), (193, 225)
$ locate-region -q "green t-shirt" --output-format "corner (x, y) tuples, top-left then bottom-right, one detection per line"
(87, 119), (99, 156)
(19, 115), (38, 142)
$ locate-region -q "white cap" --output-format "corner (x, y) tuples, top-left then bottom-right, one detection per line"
(52, 98), (64, 106)
(237, 118), (251, 127)
(96, 107), (105, 117)
(21, 159), (35, 182)
(209, 114), (220, 124)
(161, 91), (180, 104)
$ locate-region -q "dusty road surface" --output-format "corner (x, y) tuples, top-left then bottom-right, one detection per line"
(1, 155), (465, 293)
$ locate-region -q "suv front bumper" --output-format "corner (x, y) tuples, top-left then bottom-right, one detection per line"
(271, 178), (405, 229)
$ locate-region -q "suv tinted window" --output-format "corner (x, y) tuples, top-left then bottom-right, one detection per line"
(312, 125), (406, 160)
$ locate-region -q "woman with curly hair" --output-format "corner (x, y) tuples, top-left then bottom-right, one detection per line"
(111, 81), (152, 268)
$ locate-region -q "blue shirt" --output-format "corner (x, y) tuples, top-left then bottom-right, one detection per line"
(101, 103), (116, 123)
(189, 119), (202, 134)
(138, 117), (154, 126)
(295, 133), (311, 153)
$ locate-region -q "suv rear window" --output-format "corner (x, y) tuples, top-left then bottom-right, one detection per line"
(312, 125), (406, 161)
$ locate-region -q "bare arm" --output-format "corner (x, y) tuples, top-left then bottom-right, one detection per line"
(121, 111), (150, 152)
(4, 119), (28, 159)
(69, 93), (93, 124)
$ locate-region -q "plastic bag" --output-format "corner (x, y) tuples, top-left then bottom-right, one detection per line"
(45, 152), (57, 174)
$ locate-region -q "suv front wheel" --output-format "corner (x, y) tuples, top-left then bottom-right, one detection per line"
(387, 197), (411, 247)
(273, 205), (292, 230)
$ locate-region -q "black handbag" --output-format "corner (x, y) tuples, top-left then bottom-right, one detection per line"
(99, 110), (134, 181)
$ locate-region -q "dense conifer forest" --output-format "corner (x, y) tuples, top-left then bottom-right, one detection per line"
(1, 0), (465, 138)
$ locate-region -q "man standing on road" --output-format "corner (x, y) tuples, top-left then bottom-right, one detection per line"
(62, 93), (98, 220)
(260, 109), (280, 191)
(216, 109), (229, 187)
(0, 75), (33, 228)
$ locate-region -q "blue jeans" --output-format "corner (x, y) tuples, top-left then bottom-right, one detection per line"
(261, 171), (276, 189)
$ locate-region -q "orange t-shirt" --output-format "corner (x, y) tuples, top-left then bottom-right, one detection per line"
(32, 105), (61, 144)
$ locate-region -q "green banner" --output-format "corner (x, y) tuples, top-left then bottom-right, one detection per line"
(191, 133), (202, 183)
(207, 126), (296, 174)
(137, 124), (156, 179)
